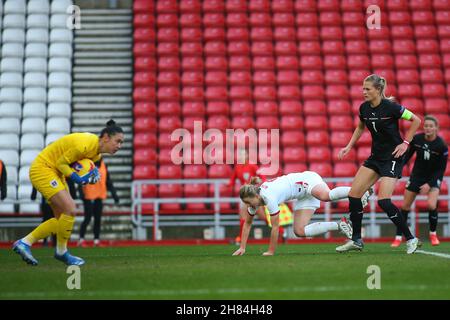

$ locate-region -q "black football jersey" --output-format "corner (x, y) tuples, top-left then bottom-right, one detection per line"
(404, 133), (448, 184)
(359, 99), (405, 161)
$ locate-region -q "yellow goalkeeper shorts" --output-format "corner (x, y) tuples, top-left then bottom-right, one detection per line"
(29, 159), (69, 203)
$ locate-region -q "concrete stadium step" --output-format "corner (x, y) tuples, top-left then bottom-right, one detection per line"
(73, 88), (133, 95)
(74, 73), (132, 80)
(109, 173), (133, 180)
(78, 23), (132, 30)
(74, 58), (132, 65)
(72, 125), (133, 134)
(73, 81), (132, 88)
(107, 165), (133, 173)
(72, 96), (132, 103)
(80, 15), (132, 23)
(74, 37), (132, 44)
(74, 66), (132, 73)
(104, 157), (133, 165)
(80, 9), (132, 15)
(74, 51), (132, 58)
(74, 43), (132, 51)
(73, 103), (132, 110)
(72, 110), (132, 118)
(75, 29), (132, 36)
(72, 117), (132, 126)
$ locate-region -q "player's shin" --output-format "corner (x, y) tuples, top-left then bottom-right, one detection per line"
(56, 214), (75, 255)
(349, 197), (363, 241)
(329, 187), (351, 201)
(378, 199), (414, 240)
(22, 218), (58, 246)
(304, 222), (338, 237)
(429, 209), (438, 232)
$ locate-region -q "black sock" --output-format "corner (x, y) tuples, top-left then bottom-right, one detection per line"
(429, 209), (438, 232)
(349, 197), (363, 241)
(396, 209), (409, 236)
(379, 199), (414, 240)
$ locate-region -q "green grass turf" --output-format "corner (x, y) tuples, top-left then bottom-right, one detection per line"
(0, 243), (449, 300)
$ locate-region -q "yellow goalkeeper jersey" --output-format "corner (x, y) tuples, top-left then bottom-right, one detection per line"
(35, 132), (101, 177)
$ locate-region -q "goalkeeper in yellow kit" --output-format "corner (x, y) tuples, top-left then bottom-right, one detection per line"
(13, 120), (124, 266)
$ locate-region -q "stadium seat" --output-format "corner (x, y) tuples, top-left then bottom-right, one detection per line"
(231, 116), (255, 129)
(254, 101), (278, 116)
(158, 116), (182, 132)
(327, 100), (351, 115)
(158, 165), (182, 179)
(283, 147), (307, 163)
(205, 56), (227, 70)
(301, 70), (324, 85)
(306, 130), (329, 146)
(303, 100), (326, 115)
(308, 162), (332, 177)
(329, 115), (354, 131)
(297, 27), (319, 41)
(47, 117), (70, 134)
(279, 100), (302, 115)
(208, 164), (232, 178)
(230, 101), (253, 116)
(322, 41), (344, 55)
(134, 133), (157, 149)
(0, 73), (22, 87)
(424, 99), (448, 114)
(332, 147), (356, 162)
(252, 56), (274, 70)
(22, 102), (46, 118)
(207, 115), (230, 131)
(305, 115), (328, 131)
(298, 41), (321, 55)
(134, 102), (156, 117)
(345, 39), (368, 54)
(134, 149), (157, 165)
(283, 163), (308, 174)
(20, 133), (44, 150)
(333, 162), (358, 177)
(307, 146), (331, 163)
(227, 13), (248, 27)
(183, 165), (208, 179)
(302, 85), (325, 100)
(0, 133), (19, 149)
(255, 116), (279, 129)
(280, 116), (304, 131)
(281, 131), (305, 147)
(203, 13), (225, 27)
(300, 56), (322, 70)
(134, 117), (158, 133)
(133, 0), (154, 13)
(356, 146), (371, 162)
(0, 103), (21, 118)
(253, 86), (276, 101)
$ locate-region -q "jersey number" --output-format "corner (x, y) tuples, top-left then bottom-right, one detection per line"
(391, 161), (396, 171)
(371, 122), (378, 132)
(424, 150), (430, 160)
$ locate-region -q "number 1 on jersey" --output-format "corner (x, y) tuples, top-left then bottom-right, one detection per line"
(371, 122), (377, 132)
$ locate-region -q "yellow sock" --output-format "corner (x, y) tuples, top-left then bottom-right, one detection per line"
(56, 214), (75, 255)
(23, 218), (58, 246)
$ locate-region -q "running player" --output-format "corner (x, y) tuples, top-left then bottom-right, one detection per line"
(12, 120), (124, 266)
(336, 74), (422, 254)
(392, 115), (448, 247)
(232, 171), (372, 256)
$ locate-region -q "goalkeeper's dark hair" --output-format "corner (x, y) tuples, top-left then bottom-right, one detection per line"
(100, 119), (123, 138)
(239, 177), (261, 200)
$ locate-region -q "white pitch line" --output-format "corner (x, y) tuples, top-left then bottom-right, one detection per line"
(416, 249), (450, 259)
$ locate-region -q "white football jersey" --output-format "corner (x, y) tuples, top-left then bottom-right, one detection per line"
(248, 172), (324, 215)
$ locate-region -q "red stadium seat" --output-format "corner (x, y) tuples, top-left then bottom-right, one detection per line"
(205, 86), (228, 101)
(181, 72), (203, 87)
(301, 70), (324, 85)
(133, 165), (157, 180)
(208, 164), (232, 178)
(249, 12), (271, 26)
(281, 131), (305, 147)
(253, 86), (277, 101)
(133, 0), (154, 13)
(348, 69), (370, 84)
(231, 116), (255, 129)
(324, 55), (346, 70)
(156, 0), (177, 13)
(230, 101), (254, 116)
(345, 40), (368, 54)
(203, 0), (225, 12)
(302, 85), (325, 100)
(356, 131), (371, 147)
(157, 102), (181, 117)
(134, 72), (156, 86)
(229, 86), (252, 100)
(340, 0), (363, 11)
(157, 43), (179, 57)
(254, 101), (278, 116)
(278, 86), (301, 100)
(305, 115), (328, 130)
(321, 26), (343, 41)
(342, 12), (365, 25)
(255, 116), (279, 129)
(272, 0), (294, 12)
(370, 40), (392, 54)
(295, 13), (318, 27)
(252, 56), (275, 70)
(299, 56), (322, 70)
(419, 54), (442, 69)
(319, 11), (341, 26)
(322, 41), (345, 55)
(134, 102), (156, 117)
(328, 100), (351, 115)
(158, 116), (182, 132)
(206, 101), (229, 116)
(227, 0), (247, 12)
(389, 11), (411, 25)
(283, 147), (307, 163)
(395, 55), (418, 69)
(306, 130), (329, 146)
(412, 11), (435, 25)
(133, 43), (155, 57)
(134, 148), (157, 165)
(205, 71), (227, 86)
(229, 56), (252, 71)
(158, 165), (182, 179)
(203, 13), (225, 27)
(180, 13), (201, 27)
(372, 55), (395, 69)
(133, 14), (154, 28)
(158, 86), (181, 102)
(183, 116), (206, 131)
(158, 148), (175, 165)
(333, 162), (358, 177)
(227, 13), (248, 27)
(307, 146), (331, 163)
(274, 25), (296, 41)
(415, 25), (438, 39)
(436, 11), (450, 25)
(275, 41), (297, 56)
(228, 41), (250, 56)
(180, 28), (202, 42)
(182, 57), (204, 70)
(367, 27), (390, 40)
(272, 11), (295, 26)
(332, 147), (356, 162)
(253, 71), (276, 85)
(204, 42), (227, 56)
(157, 28), (179, 43)
(157, 71), (179, 86)
(400, 98), (424, 114)
(183, 184), (209, 209)
(207, 115), (230, 131)
(298, 41), (321, 55)
(205, 56), (227, 71)
(283, 163), (308, 174)
(182, 102), (205, 117)
(157, 13), (177, 28)
(228, 71), (252, 86)
(133, 117), (158, 133)
(416, 39), (440, 54)
(308, 162), (332, 177)
(134, 87), (156, 102)
(396, 69), (419, 84)
(434, 114), (450, 128)
(330, 131), (353, 148)
(421, 69), (444, 83)
(329, 115), (353, 131)
(297, 27), (320, 41)
(134, 28), (155, 42)
(424, 99), (448, 114)
(204, 28), (226, 42)
(303, 100), (326, 115)
(158, 57), (180, 71)
(280, 115), (304, 130)
(392, 40), (416, 54)
(158, 132), (179, 148)
(140, 184), (157, 198)
(183, 165), (207, 178)
(279, 101), (302, 115)
(180, 42), (202, 56)
(356, 146), (371, 162)
(158, 183), (183, 200)
(227, 27), (249, 41)
(134, 133), (157, 149)
(422, 84), (446, 98)
(326, 85), (349, 100)
(347, 55), (371, 69)
(251, 41), (274, 56)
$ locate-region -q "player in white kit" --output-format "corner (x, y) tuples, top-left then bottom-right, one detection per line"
(232, 171), (372, 256)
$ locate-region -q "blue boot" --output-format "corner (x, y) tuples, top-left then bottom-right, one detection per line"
(12, 240), (38, 266)
(54, 251), (85, 266)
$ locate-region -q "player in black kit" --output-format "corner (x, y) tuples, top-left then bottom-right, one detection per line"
(336, 74), (422, 254)
(391, 115), (448, 247)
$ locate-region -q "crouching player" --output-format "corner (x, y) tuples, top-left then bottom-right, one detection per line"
(232, 171), (372, 256)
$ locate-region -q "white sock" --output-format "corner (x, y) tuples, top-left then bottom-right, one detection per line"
(329, 187), (351, 201)
(430, 231), (436, 236)
(395, 235), (402, 240)
(304, 222), (338, 237)
(21, 237), (32, 246)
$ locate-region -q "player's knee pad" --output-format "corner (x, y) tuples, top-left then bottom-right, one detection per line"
(378, 199), (398, 218)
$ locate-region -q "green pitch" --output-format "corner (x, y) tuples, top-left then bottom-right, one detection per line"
(0, 243), (449, 300)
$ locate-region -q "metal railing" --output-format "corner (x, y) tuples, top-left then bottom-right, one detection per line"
(132, 177), (450, 241)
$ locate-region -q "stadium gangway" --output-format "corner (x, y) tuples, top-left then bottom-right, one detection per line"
(132, 177), (450, 241)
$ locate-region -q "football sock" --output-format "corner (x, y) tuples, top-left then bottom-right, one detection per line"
(429, 209), (438, 232)
(56, 214), (75, 255)
(304, 222), (338, 237)
(22, 218), (58, 246)
(378, 199), (414, 241)
(395, 209), (409, 236)
(329, 187), (351, 201)
(349, 197), (363, 241)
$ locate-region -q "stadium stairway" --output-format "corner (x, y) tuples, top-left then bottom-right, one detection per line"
(71, 6), (133, 218)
